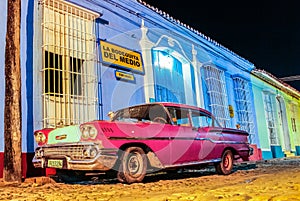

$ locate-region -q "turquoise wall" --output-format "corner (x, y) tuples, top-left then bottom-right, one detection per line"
(251, 73), (300, 159)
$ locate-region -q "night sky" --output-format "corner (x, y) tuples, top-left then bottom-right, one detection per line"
(142, 0), (300, 91)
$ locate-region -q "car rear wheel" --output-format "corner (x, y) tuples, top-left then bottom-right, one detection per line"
(117, 147), (147, 183)
(215, 150), (233, 175)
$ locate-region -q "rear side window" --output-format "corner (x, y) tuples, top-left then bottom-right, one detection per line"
(167, 107), (191, 126)
(191, 111), (212, 128)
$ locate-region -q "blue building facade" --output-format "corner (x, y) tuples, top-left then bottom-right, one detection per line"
(1, 0), (298, 177)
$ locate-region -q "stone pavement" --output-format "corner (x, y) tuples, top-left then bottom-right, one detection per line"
(0, 157), (300, 201)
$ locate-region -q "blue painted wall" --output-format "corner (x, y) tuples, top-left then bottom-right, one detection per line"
(0, 0), (35, 153)
(0, 0), (7, 152)
(0, 0), (264, 156)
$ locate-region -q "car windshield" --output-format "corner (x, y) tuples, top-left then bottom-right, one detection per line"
(112, 104), (170, 124)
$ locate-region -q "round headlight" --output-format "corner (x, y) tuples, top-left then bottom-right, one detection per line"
(35, 132), (46, 144)
(83, 148), (90, 157)
(90, 148), (98, 158)
(80, 125), (98, 139)
(82, 127), (90, 139)
(35, 148), (44, 158)
(89, 127), (97, 139)
(35, 149), (40, 157)
(40, 150), (44, 157)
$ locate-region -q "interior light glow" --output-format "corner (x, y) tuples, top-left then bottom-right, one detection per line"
(159, 53), (173, 70)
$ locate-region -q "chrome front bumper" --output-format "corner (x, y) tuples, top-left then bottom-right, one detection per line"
(32, 142), (118, 171)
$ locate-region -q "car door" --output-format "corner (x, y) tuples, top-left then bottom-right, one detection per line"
(166, 107), (199, 165)
(191, 110), (224, 161)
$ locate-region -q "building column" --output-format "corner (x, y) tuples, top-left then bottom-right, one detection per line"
(191, 45), (204, 108)
(139, 19), (156, 103)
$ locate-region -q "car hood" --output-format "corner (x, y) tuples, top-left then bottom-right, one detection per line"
(47, 125), (82, 144)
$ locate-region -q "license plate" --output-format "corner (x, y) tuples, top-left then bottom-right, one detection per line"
(47, 159), (63, 168)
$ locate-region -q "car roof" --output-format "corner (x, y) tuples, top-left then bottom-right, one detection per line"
(123, 102), (212, 116)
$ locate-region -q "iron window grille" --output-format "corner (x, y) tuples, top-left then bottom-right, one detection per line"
(203, 65), (230, 127)
(41, 0), (98, 128)
(263, 92), (279, 145)
(233, 77), (255, 143)
(290, 104), (297, 133)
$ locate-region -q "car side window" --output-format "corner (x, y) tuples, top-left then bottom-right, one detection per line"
(167, 107), (191, 127)
(190, 110), (213, 128)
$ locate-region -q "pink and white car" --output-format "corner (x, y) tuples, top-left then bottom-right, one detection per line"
(33, 102), (252, 183)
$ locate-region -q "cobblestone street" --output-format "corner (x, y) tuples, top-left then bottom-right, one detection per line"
(1, 157), (300, 201)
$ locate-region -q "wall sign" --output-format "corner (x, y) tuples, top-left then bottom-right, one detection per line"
(115, 70), (136, 83)
(229, 105), (234, 118)
(100, 40), (144, 75)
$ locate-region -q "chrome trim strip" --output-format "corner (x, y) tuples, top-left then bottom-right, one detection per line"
(109, 136), (249, 145)
(38, 142), (100, 148)
(165, 158), (222, 168)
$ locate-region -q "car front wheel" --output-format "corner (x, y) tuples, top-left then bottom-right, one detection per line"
(215, 149), (233, 175)
(117, 147), (147, 183)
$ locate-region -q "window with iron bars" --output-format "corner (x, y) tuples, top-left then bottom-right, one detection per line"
(263, 92), (279, 145)
(290, 103), (297, 133)
(41, 0), (99, 128)
(233, 77), (255, 143)
(203, 65), (230, 127)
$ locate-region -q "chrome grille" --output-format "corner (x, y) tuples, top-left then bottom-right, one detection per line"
(36, 144), (96, 160)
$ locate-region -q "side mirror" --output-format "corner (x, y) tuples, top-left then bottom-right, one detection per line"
(107, 111), (115, 120)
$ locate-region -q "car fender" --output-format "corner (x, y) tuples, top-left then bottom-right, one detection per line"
(147, 151), (164, 169)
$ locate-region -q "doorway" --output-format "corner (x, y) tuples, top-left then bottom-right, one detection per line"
(276, 96), (291, 151)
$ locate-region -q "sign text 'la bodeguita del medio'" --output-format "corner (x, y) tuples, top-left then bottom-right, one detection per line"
(100, 40), (144, 74)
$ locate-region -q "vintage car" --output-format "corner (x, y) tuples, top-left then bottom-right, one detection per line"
(32, 102), (252, 183)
